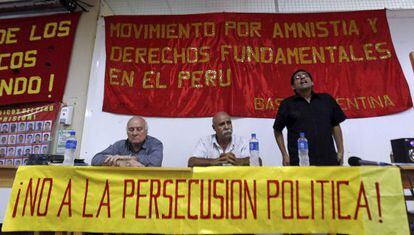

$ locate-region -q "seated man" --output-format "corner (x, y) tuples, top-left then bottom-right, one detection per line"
(188, 111), (251, 167)
(92, 116), (163, 167)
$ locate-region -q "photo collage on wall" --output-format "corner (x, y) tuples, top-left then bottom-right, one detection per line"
(0, 103), (60, 166)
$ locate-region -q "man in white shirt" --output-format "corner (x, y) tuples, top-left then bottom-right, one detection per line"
(188, 111), (251, 167)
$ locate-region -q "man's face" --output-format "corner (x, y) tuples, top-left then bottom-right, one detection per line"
(127, 118), (148, 145)
(292, 71), (313, 91)
(213, 113), (233, 140)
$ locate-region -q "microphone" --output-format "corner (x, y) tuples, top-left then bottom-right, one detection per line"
(348, 156), (392, 166)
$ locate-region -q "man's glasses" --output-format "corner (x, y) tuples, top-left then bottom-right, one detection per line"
(294, 73), (310, 80)
(128, 127), (145, 132)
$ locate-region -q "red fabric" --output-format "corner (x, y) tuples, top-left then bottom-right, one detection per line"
(104, 10), (412, 118)
(0, 102), (59, 131)
(0, 13), (80, 106)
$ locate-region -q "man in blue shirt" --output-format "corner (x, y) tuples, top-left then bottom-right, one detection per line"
(92, 116), (163, 167)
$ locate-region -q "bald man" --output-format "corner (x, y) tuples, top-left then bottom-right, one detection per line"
(188, 112), (251, 167)
(92, 116), (163, 167)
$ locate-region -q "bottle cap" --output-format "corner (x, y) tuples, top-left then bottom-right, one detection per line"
(299, 132), (305, 137)
(69, 130), (76, 136)
(251, 133), (256, 138)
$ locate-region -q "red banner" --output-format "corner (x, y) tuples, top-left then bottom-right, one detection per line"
(0, 102), (59, 166)
(104, 10), (412, 118)
(0, 13), (80, 106)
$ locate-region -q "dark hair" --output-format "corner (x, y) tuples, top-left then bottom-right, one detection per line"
(290, 69), (313, 85)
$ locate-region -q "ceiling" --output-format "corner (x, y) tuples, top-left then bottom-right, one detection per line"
(104, 0), (414, 15)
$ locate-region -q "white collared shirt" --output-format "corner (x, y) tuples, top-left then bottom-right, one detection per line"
(191, 134), (250, 159)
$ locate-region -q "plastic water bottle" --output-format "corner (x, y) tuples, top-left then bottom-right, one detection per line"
(249, 133), (260, 166)
(298, 132), (310, 166)
(63, 130), (77, 166)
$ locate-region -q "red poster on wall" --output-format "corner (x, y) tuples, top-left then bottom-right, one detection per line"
(0, 13), (80, 106)
(0, 103), (59, 166)
(104, 10), (412, 118)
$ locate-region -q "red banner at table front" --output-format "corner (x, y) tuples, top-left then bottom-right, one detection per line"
(104, 10), (412, 118)
(0, 13), (80, 106)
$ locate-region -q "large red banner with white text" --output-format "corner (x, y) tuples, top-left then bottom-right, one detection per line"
(104, 10), (412, 118)
(0, 13), (80, 106)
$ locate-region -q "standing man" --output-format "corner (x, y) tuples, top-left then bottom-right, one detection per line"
(273, 69), (346, 166)
(92, 116), (163, 167)
(188, 111), (252, 167)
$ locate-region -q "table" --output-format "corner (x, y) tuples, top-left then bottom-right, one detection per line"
(0, 166), (17, 188)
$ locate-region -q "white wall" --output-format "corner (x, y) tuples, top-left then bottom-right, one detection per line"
(80, 8), (414, 167)
(55, 0), (99, 157)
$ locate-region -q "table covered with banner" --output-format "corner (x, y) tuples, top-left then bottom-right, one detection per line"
(1, 166), (409, 234)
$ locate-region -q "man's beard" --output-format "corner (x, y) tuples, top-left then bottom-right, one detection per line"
(222, 130), (232, 139)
